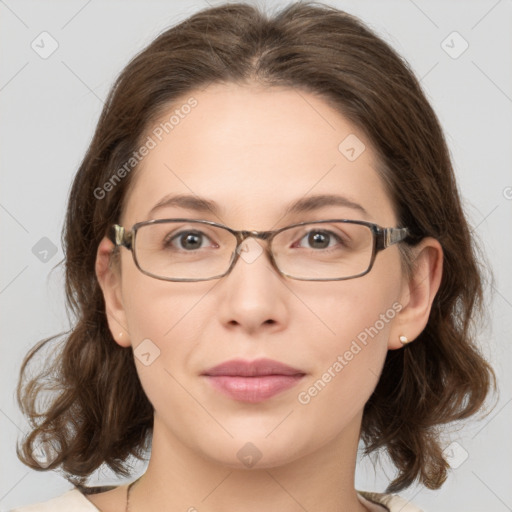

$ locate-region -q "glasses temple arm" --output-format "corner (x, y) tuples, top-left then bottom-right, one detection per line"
(379, 227), (409, 249)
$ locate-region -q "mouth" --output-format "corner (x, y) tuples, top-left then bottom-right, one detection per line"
(201, 358), (306, 403)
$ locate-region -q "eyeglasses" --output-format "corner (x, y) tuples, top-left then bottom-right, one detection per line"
(108, 218), (409, 282)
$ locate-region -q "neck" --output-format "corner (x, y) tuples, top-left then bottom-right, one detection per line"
(128, 412), (368, 512)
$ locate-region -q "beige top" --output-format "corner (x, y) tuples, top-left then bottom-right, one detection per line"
(11, 488), (424, 511)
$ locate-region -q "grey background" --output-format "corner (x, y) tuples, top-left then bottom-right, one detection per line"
(1, 0), (511, 510)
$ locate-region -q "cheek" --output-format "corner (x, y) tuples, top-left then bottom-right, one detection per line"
(121, 278), (208, 426)
(303, 300), (391, 376)
(121, 260), (212, 343)
(295, 266), (401, 419)
(119, 273), (196, 395)
(121, 272), (215, 378)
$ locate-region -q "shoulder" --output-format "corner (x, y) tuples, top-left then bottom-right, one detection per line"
(357, 490), (425, 512)
(10, 487), (110, 512)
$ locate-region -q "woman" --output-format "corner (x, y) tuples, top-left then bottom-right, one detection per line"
(14, 2), (496, 511)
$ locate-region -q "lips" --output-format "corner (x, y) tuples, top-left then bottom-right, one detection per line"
(203, 358), (304, 377)
(202, 358), (305, 403)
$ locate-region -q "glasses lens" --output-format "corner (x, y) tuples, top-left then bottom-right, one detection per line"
(272, 222), (374, 280)
(134, 221), (236, 280)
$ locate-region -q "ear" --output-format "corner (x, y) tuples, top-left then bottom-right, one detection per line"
(388, 237), (443, 350)
(95, 236), (131, 348)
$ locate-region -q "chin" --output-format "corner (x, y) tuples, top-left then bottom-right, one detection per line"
(191, 427), (315, 471)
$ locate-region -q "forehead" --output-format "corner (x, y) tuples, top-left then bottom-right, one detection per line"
(121, 83), (396, 228)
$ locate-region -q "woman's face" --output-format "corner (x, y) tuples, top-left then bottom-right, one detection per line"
(101, 83), (410, 469)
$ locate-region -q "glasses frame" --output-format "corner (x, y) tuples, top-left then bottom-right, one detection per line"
(108, 218), (409, 282)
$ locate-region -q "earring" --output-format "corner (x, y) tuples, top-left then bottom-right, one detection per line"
(399, 335), (411, 345)
(119, 332), (124, 339)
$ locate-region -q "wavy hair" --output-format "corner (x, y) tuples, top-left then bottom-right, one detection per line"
(17, 1), (497, 493)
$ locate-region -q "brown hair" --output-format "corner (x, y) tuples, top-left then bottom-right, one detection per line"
(17, 1), (497, 493)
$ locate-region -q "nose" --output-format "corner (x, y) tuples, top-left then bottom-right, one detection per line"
(216, 237), (289, 334)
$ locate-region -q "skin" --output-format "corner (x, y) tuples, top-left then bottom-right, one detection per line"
(92, 82), (443, 512)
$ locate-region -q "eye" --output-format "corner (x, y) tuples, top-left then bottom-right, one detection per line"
(296, 230), (342, 250)
(165, 230), (214, 251)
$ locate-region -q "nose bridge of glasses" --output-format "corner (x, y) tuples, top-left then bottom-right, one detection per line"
(234, 229), (274, 251)
(231, 230), (276, 267)
(237, 229), (274, 242)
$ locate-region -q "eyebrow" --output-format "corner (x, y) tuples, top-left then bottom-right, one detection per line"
(147, 193), (369, 219)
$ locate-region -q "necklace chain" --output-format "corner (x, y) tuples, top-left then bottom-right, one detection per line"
(125, 477), (141, 512)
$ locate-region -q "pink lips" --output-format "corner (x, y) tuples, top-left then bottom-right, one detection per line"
(202, 358), (305, 403)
